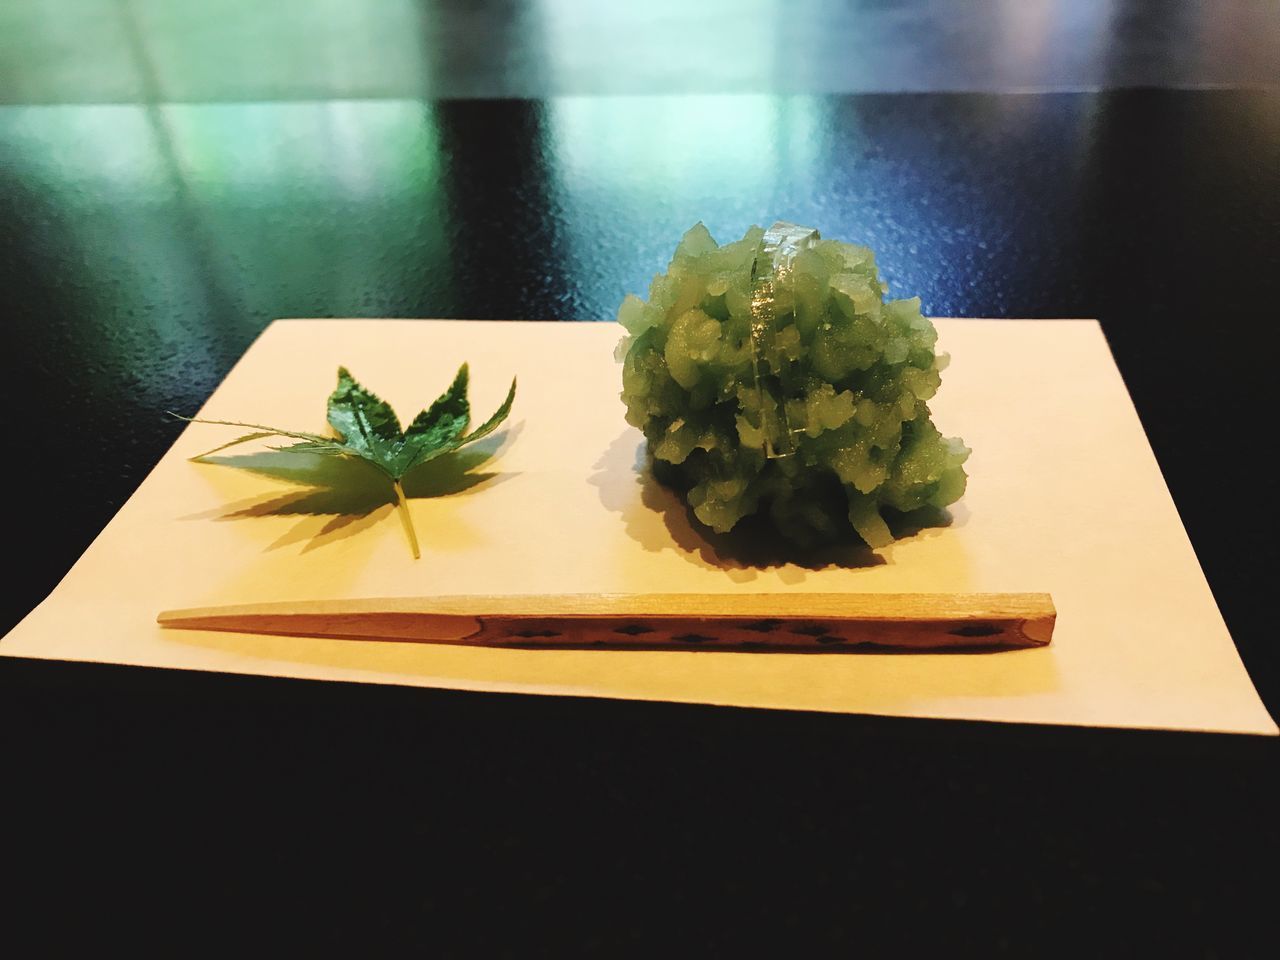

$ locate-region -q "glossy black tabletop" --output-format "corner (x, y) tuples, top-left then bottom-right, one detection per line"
(2, 90), (1278, 951)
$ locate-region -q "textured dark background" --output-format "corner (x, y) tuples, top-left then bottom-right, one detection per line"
(2, 2), (1279, 953)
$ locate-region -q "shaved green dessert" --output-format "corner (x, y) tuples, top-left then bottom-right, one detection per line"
(616, 221), (969, 549)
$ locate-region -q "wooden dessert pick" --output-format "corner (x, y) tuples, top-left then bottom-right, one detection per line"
(158, 593), (1055, 651)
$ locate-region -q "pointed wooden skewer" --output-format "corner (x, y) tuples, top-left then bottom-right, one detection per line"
(157, 593), (1055, 651)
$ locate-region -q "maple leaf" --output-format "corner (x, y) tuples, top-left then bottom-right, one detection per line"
(177, 365), (516, 558)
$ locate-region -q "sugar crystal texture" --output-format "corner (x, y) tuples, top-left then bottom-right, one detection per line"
(616, 222), (969, 548)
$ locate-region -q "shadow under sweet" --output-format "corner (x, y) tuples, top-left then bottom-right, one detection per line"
(589, 430), (958, 577)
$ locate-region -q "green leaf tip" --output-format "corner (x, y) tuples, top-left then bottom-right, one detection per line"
(458, 376), (516, 449)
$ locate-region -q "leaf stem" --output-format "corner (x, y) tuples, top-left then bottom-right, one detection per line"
(392, 479), (420, 559)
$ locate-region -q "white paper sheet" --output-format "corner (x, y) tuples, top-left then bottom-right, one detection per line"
(3, 319), (1273, 735)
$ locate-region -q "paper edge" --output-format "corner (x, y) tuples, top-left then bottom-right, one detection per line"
(5, 648), (1276, 737)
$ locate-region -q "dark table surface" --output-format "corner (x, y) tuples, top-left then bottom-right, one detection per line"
(2, 89), (1277, 952)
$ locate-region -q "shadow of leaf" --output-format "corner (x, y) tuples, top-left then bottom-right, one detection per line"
(194, 429), (517, 551)
(402, 446), (502, 498)
(202, 435), (509, 506)
(201, 449), (368, 488)
(205, 453), (394, 516)
(221, 485), (391, 519)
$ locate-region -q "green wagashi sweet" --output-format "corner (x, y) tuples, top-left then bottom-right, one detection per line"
(616, 221), (969, 549)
